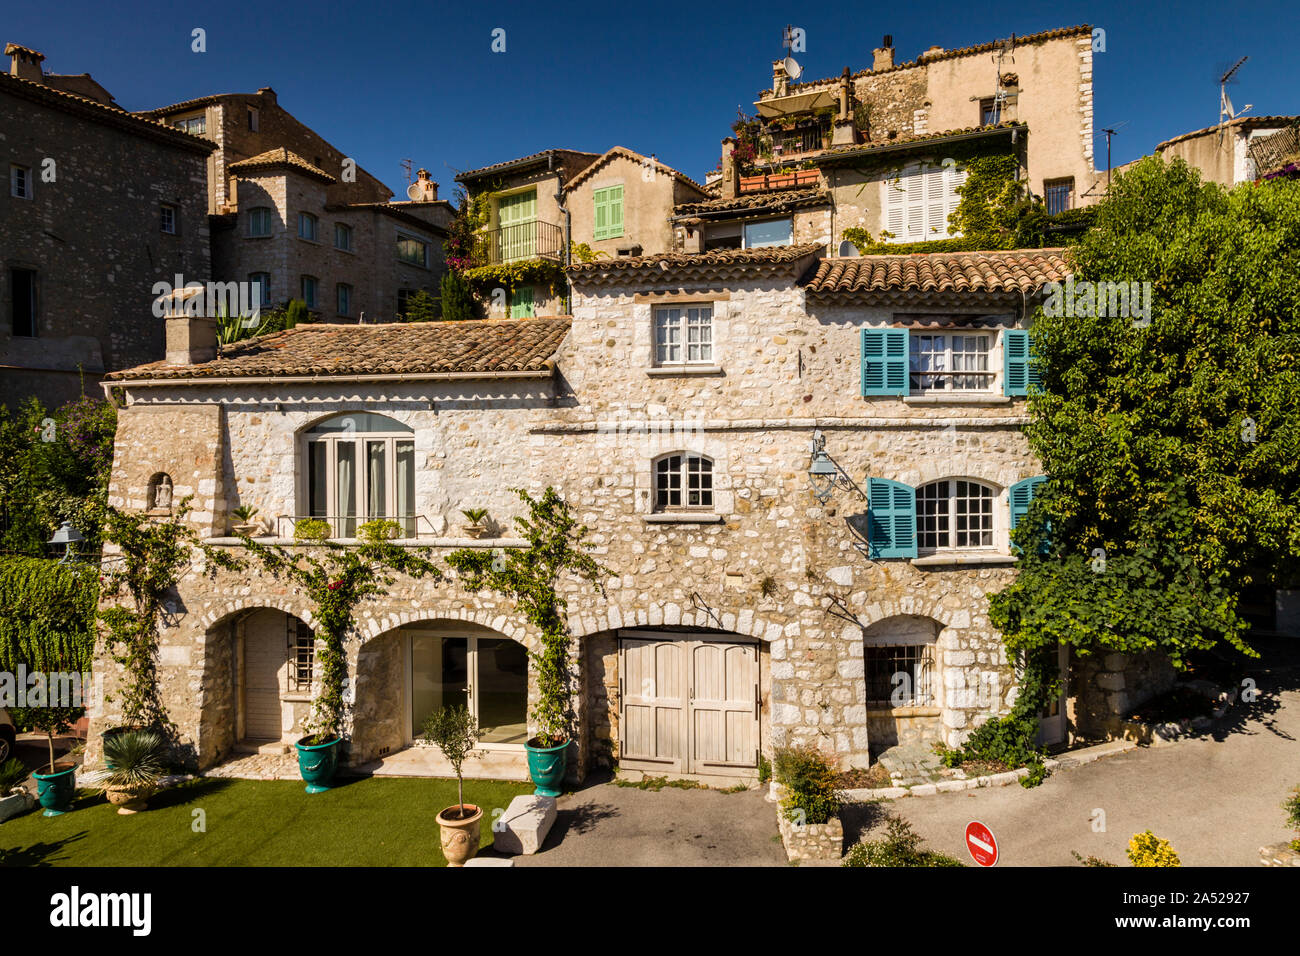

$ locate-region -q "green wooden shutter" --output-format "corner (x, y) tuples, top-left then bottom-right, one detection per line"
(861, 328), (909, 396)
(867, 477), (917, 559)
(593, 187), (609, 240)
(1009, 476), (1046, 529)
(607, 184), (623, 239)
(510, 286), (534, 319)
(1004, 329), (1042, 396)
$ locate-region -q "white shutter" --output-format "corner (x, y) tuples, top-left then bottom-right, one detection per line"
(905, 165), (925, 241)
(886, 175), (905, 240)
(925, 164), (945, 238)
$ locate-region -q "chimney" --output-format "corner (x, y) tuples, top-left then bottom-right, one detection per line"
(413, 168), (439, 201)
(772, 59), (788, 97)
(721, 136), (738, 199)
(872, 35), (894, 71)
(157, 287), (218, 365)
(5, 43), (45, 83)
(920, 45), (944, 60)
(256, 86), (277, 105)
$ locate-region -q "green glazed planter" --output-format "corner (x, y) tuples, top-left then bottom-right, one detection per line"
(33, 763), (77, 816)
(524, 738), (568, 797)
(294, 736), (340, 794)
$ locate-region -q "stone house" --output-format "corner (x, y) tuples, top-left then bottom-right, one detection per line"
(92, 242), (1170, 783)
(1140, 115), (1300, 186)
(137, 89), (453, 321)
(453, 147), (706, 319)
(0, 43), (213, 408)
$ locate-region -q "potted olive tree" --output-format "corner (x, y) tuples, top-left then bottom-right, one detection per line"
(422, 704), (484, 866)
(99, 729), (165, 813)
(13, 704), (82, 816)
(446, 488), (607, 797)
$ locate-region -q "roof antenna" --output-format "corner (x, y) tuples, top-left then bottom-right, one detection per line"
(1218, 56), (1252, 143)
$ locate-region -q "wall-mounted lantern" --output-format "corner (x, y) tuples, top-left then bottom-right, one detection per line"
(806, 429), (866, 505)
(48, 520), (85, 564)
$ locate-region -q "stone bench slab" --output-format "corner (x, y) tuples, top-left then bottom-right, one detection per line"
(492, 794), (556, 856)
(465, 856), (515, 867)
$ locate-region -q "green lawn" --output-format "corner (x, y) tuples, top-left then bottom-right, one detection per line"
(0, 776), (533, 866)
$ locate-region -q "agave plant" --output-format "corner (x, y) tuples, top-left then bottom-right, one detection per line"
(0, 757), (28, 793)
(101, 730), (166, 791)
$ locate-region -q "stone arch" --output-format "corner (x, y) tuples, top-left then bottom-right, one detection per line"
(199, 596), (319, 634)
(908, 459), (1018, 490)
(566, 601), (789, 644)
(359, 606), (539, 651)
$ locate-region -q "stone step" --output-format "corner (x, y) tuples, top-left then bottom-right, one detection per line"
(492, 794), (557, 855)
(465, 856), (515, 867)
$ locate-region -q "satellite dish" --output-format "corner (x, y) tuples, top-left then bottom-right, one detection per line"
(783, 56), (803, 80)
(406, 182), (424, 200)
(838, 240), (860, 257)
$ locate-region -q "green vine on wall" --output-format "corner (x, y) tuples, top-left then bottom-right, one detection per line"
(461, 258), (566, 298)
(237, 528), (440, 743)
(0, 556), (97, 676)
(444, 488), (608, 747)
(99, 500), (243, 735)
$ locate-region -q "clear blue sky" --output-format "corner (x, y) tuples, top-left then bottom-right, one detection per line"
(7, 0), (1296, 199)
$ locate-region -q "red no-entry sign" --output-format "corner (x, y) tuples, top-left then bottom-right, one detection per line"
(965, 820), (998, 867)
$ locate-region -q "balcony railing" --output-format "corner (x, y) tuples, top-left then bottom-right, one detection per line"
(274, 514), (435, 540)
(473, 220), (565, 265)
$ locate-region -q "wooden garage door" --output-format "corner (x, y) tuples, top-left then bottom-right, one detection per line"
(619, 634), (758, 777)
(243, 611), (286, 741)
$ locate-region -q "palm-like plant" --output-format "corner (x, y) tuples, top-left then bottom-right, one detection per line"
(101, 730), (166, 791)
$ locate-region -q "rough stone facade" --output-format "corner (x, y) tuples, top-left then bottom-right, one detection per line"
(91, 246), (1135, 783)
(0, 69), (213, 408)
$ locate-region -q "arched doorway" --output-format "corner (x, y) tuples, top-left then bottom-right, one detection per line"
(862, 615), (943, 759)
(234, 608), (314, 749)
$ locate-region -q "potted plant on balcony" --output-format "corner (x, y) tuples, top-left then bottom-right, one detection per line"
(14, 704), (82, 816)
(422, 704), (484, 866)
(460, 508), (490, 539)
(99, 729), (165, 814)
(446, 488), (608, 797)
(230, 505), (261, 537)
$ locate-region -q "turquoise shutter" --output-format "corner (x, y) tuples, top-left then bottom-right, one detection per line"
(1004, 329), (1042, 396)
(861, 328), (909, 396)
(1008, 476), (1046, 530)
(867, 477), (917, 559)
(593, 188), (609, 240)
(510, 286), (534, 319)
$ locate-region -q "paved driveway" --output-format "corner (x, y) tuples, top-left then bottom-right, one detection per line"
(505, 783), (787, 867)
(883, 639), (1300, 866)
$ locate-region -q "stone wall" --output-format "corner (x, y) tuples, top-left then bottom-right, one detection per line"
(0, 86), (211, 407)
(1071, 650), (1179, 739)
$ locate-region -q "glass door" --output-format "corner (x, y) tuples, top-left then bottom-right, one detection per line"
(409, 634), (528, 746)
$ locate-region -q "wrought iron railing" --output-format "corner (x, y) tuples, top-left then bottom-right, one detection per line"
(473, 220), (565, 265)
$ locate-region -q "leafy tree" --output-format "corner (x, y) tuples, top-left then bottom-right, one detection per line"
(990, 157), (1300, 669)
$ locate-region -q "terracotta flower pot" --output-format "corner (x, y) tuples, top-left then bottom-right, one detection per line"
(104, 783), (154, 814)
(436, 803), (483, 866)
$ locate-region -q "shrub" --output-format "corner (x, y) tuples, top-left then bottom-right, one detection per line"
(357, 519), (401, 543)
(843, 817), (965, 867)
(293, 518), (331, 541)
(439, 270), (478, 321)
(1071, 850), (1117, 867)
(403, 289), (439, 323)
(101, 729), (166, 791)
(1127, 830), (1181, 867)
(1283, 786), (1300, 851)
(773, 744), (840, 825)
(284, 299), (309, 329)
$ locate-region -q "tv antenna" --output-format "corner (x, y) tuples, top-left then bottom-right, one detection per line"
(781, 25), (802, 80)
(1100, 121), (1128, 188)
(1218, 56), (1252, 131)
(401, 158), (414, 184)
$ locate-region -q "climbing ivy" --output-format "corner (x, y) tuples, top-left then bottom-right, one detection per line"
(237, 529), (440, 744)
(461, 258), (566, 298)
(444, 488), (608, 747)
(0, 556), (97, 675)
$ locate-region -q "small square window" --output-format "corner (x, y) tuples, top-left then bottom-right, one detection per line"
(248, 207), (272, 237)
(979, 97), (1001, 126)
(10, 165), (32, 199)
(654, 305), (713, 365)
(298, 213), (317, 241)
(161, 204), (177, 234)
(1044, 178), (1074, 216)
(397, 236), (428, 267)
(865, 644), (935, 706)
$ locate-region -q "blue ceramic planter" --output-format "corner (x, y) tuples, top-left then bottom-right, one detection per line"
(33, 763), (76, 816)
(294, 736), (340, 793)
(524, 738), (568, 797)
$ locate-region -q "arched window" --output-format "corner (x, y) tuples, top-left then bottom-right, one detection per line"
(654, 453), (714, 511)
(303, 413), (415, 537)
(916, 479), (996, 551)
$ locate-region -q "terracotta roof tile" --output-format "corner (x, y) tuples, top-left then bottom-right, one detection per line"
(813, 122), (1026, 164)
(456, 148), (600, 183)
(563, 146), (708, 197)
(228, 147), (336, 182)
(673, 187), (829, 216)
(803, 249), (1071, 296)
(567, 243), (824, 286)
(106, 318), (571, 382)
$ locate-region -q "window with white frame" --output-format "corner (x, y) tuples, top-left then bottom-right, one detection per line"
(160, 204), (178, 235)
(249, 272), (271, 307)
(909, 331), (993, 391)
(304, 413), (416, 537)
(916, 479), (996, 551)
(654, 305), (713, 365)
(743, 217), (792, 248)
(172, 114), (206, 135)
(654, 453), (714, 511)
(884, 161), (966, 243)
(10, 164), (32, 199)
(248, 206), (272, 237)
(298, 212), (318, 241)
